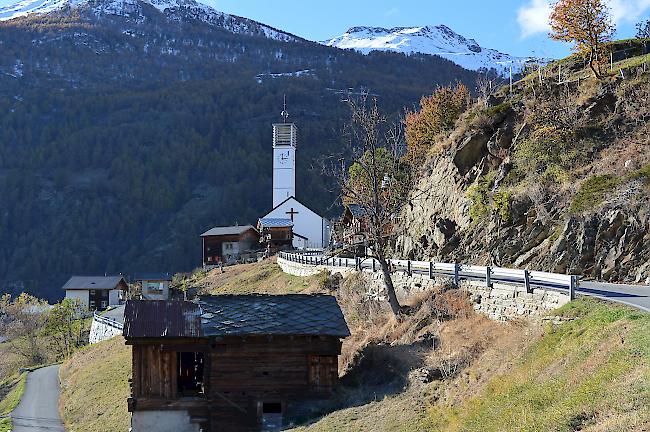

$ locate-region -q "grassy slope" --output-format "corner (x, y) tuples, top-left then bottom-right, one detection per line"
(430, 299), (650, 432)
(293, 299), (649, 432)
(193, 258), (326, 295)
(59, 336), (131, 432)
(58, 260), (321, 431)
(0, 373), (27, 432)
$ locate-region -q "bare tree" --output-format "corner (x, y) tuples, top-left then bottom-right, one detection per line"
(326, 94), (416, 316)
(636, 18), (650, 38)
(0, 293), (48, 365)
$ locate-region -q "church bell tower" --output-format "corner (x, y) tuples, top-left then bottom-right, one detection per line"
(272, 99), (297, 207)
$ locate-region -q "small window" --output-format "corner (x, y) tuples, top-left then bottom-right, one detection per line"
(100, 301), (107, 309)
(177, 352), (204, 396)
(90, 289), (96, 295)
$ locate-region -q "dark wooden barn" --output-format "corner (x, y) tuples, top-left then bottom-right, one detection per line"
(200, 225), (261, 267)
(124, 295), (350, 432)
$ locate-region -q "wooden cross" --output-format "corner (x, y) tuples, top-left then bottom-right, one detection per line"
(286, 207), (299, 222)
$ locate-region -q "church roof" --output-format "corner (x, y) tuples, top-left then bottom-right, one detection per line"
(200, 225), (257, 237)
(258, 218), (293, 228)
(263, 196), (327, 221)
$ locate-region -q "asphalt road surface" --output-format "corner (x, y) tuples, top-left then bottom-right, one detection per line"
(579, 281), (650, 313)
(11, 365), (65, 431)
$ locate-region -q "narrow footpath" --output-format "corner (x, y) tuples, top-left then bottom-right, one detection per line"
(11, 365), (65, 431)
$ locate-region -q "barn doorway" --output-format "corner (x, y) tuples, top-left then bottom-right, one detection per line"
(260, 402), (283, 431)
(177, 352), (204, 396)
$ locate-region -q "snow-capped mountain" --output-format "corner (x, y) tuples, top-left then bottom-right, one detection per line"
(323, 25), (540, 75)
(0, 0), (299, 42)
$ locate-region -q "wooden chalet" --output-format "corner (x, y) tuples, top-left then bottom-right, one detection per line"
(124, 295), (350, 432)
(257, 218), (294, 254)
(63, 276), (128, 311)
(201, 225), (261, 267)
(341, 204), (369, 255)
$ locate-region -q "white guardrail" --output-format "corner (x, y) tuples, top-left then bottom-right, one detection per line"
(93, 312), (124, 330)
(279, 251), (579, 300)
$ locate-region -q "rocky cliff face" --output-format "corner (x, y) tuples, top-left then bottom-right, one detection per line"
(396, 65), (650, 284)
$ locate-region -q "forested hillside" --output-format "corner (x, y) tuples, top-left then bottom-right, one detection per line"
(0, 1), (479, 300)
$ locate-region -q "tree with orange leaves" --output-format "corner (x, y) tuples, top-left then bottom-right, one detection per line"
(549, 0), (615, 79)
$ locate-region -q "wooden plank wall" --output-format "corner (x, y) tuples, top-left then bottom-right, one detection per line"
(132, 345), (177, 399)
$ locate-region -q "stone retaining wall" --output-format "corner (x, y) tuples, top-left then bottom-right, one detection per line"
(277, 257), (570, 321)
(89, 318), (123, 344)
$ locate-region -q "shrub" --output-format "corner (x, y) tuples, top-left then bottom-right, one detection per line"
(405, 83), (470, 163)
(627, 163), (650, 184)
(569, 174), (619, 213)
(513, 126), (578, 184)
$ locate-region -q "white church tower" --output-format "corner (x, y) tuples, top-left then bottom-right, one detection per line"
(262, 98), (331, 249)
(272, 121), (297, 207)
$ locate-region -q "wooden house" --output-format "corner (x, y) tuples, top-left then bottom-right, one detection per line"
(341, 204), (369, 255)
(134, 273), (173, 301)
(257, 218), (294, 254)
(124, 295), (350, 432)
(63, 276), (128, 311)
(200, 225), (261, 267)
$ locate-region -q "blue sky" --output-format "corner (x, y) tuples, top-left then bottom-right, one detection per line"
(210, 0), (650, 58)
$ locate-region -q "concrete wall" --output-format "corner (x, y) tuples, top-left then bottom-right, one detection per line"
(89, 318), (123, 344)
(277, 257), (570, 321)
(131, 411), (200, 432)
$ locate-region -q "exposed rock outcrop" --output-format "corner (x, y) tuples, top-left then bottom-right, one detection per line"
(395, 81), (650, 284)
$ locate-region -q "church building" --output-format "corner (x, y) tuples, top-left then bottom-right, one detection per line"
(260, 121), (330, 249)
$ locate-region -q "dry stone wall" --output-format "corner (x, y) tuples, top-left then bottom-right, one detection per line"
(277, 257), (570, 321)
(89, 318), (123, 344)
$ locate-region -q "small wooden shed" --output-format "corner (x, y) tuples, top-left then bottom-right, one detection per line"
(124, 295), (350, 432)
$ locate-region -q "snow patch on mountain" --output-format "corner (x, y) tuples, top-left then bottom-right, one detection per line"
(0, 0), (299, 42)
(323, 25), (543, 75)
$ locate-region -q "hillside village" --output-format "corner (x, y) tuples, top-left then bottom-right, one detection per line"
(0, 1), (650, 432)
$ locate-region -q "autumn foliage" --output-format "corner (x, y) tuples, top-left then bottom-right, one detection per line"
(405, 83), (469, 164)
(549, 0), (615, 78)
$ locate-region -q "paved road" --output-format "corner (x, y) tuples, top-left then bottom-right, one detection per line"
(11, 365), (65, 431)
(100, 304), (125, 324)
(579, 281), (650, 313)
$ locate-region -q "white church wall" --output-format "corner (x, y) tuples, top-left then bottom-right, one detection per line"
(264, 198), (329, 249)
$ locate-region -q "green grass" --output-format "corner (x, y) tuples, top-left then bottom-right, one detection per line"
(59, 337), (131, 432)
(0, 417), (11, 432)
(196, 259), (327, 295)
(0, 372), (27, 432)
(569, 174), (620, 213)
(0, 373), (26, 416)
(427, 299), (650, 432)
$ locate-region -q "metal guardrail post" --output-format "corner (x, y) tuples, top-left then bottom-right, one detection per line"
(454, 263), (460, 287)
(407, 260), (411, 276)
(486, 266), (492, 288)
(429, 261), (433, 280)
(524, 269), (532, 293)
(570, 275), (577, 300)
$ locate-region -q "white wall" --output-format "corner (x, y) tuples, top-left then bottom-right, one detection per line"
(263, 198), (330, 249)
(273, 146), (296, 207)
(109, 289), (121, 306)
(65, 290), (89, 309)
